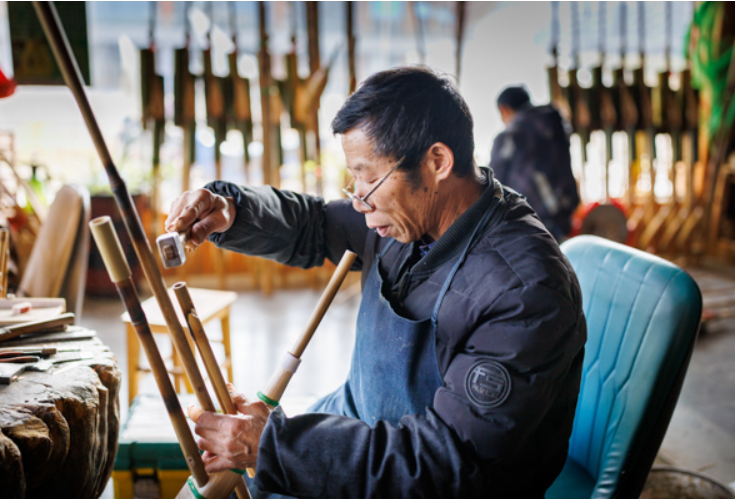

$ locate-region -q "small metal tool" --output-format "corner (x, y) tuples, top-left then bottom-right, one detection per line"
(0, 352), (42, 364)
(156, 231), (190, 269)
(0, 350), (95, 384)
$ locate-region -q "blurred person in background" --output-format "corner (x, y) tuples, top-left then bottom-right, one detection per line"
(490, 85), (579, 241)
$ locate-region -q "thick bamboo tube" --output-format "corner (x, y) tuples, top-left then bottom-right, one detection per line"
(32, 0), (215, 423)
(89, 216), (208, 487)
(258, 251), (357, 407)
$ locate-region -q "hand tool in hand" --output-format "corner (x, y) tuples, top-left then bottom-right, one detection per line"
(156, 231), (192, 268)
(0, 312), (75, 343)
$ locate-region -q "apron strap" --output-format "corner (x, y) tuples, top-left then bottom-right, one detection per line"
(380, 237), (397, 257)
(431, 182), (505, 323)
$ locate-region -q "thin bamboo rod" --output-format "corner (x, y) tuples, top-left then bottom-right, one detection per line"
(32, 0), (215, 421)
(258, 251), (356, 407)
(173, 281), (257, 483)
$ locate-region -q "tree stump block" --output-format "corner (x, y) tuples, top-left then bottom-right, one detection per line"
(0, 335), (121, 498)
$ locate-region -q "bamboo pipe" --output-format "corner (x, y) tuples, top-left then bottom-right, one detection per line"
(347, 2), (356, 94)
(173, 281), (257, 482)
(89, 216), (208, 487)
(32, 0), (215, 426)
(258, 250), (357, 408)
(455, 1), (466, 84)
(258, 3), (273, 188)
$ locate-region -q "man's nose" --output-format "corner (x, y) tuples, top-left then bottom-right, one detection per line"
(352, 196), (373, 213)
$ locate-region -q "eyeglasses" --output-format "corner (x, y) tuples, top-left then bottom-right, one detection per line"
(342, 157), (405, 211)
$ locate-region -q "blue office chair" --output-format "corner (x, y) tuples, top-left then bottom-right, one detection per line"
(546, 236), (702, 499)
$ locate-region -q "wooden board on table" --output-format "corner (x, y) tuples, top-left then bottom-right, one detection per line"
(0, 298), (66, 326)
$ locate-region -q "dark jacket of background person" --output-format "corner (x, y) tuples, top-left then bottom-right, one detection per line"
(204, 167), (586, 498)
(490, 104), (580, 240)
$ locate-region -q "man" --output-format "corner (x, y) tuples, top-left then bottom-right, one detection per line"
(168, 67), (586, 498)
(490, 85), (580, 241)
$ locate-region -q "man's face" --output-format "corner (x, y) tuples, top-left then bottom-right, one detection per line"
(341, 128), (438, 244)
(498, 104), (514, 126)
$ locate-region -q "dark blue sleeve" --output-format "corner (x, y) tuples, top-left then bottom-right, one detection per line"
(204, 181), (368, 269)
(254, 407), (485, 498)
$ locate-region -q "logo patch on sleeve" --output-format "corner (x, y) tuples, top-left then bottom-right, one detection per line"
(465, 360), (511, 408)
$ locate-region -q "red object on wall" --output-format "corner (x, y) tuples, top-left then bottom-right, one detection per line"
(0, 68), (16, 98)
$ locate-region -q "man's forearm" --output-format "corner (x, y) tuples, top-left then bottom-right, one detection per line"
(205, 181), (329, 269)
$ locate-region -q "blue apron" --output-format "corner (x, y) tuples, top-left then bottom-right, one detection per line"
(310, 185), (504, 426)
(245, 184), (505, 497)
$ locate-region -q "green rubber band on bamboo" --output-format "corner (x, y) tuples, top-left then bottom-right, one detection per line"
(187, 477), (205, 499)
(257, 391), (280, 408)
(230, 469), (247, 475)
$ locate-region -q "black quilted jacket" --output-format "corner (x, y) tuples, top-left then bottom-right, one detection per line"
(206, 168), (586, 498)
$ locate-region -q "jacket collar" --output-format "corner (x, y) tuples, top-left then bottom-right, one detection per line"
(409, 167), (501, 274)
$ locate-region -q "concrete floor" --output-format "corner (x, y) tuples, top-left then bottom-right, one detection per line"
(79, 269), (735, 495)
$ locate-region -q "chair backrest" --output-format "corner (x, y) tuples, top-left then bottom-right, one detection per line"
(548, 236), (702, 498)
(18, 184), (90, 318)
(58, 185), (90, 318)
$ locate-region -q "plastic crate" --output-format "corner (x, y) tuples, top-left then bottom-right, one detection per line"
(113, 394), (198, 499)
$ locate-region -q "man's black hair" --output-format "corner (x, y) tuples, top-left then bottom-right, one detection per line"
(332, 66), (475, 188)
(496, 85), (531, 111)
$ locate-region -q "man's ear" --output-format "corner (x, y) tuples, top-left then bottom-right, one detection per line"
(426, 142), (454, 182)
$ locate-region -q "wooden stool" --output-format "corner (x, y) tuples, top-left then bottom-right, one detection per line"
(122, 287), (238, 406)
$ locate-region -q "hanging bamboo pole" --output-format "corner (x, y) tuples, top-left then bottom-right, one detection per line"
(347, 2), (357, 95)
(258, 3), (274, 188)
(306, 1), (323, 197)
(455, 2), (466, 84)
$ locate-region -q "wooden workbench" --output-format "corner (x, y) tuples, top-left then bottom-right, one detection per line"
(0, 328), (121, 498)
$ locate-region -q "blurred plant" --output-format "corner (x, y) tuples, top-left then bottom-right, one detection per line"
(87, 116), (152, 195)
(688, 2), (735, 154)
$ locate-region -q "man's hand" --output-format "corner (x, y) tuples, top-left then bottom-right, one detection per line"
(165, 189), (236, 249)
(187, 384), (272, 473)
